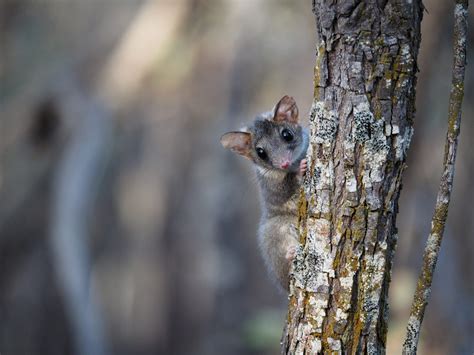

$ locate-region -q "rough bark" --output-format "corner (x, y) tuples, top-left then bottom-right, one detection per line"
(282, 1), (423, 353)
(403, 1), (468, 353)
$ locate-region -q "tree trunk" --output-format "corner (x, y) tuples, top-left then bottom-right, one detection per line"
(282, 1), (423, 353)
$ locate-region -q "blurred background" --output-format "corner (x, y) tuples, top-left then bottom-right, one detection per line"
(1, 1), (473, 354)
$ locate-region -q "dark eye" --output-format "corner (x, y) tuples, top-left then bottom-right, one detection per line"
(256, 147), (267, 160)
(281, 128), (294, 142)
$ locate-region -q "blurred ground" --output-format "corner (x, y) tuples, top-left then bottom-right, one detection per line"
(0, 1), (473, 354)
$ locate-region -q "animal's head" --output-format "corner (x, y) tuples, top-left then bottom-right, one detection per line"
(221, 95), (307, 173)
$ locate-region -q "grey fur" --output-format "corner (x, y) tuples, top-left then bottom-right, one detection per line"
(221, 98), (309, 291)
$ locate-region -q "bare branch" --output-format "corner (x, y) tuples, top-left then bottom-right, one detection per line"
(403, 1), (469, 353)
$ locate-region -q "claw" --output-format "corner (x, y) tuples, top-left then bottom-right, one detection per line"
(286, 245), (297, 262)
(298, 158), (308, 176)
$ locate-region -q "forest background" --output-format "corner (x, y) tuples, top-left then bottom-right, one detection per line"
(1, 1), (473, 354)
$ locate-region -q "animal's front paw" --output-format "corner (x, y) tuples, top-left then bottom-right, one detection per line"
(285, 245), (297, 262)
(298, 159), (307, 177)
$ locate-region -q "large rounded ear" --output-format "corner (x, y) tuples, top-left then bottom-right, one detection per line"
(273, 95), (299, 123)
(220, 131), (252, 159)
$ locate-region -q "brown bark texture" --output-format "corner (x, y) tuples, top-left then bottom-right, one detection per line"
(282, 1), (423, 353)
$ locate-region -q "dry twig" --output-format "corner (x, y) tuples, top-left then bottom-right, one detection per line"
(402, 1), (469, 353)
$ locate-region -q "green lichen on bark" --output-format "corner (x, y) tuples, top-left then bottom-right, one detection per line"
(282, 1), (423, 353)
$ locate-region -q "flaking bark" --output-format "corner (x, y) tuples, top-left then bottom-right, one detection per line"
(402, 1), (468, 353)
(282, 1), (423, 353)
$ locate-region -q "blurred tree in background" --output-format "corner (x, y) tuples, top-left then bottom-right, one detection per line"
(0, 1), (473, 355)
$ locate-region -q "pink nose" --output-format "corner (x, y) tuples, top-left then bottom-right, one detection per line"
(280, 161), (290, 169)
